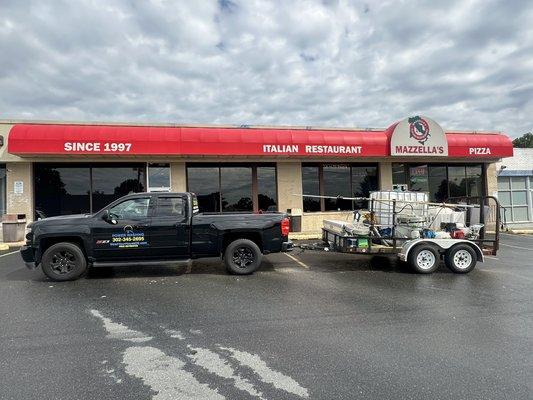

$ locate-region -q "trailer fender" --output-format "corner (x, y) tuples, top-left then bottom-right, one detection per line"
(399, 239), (484, 263)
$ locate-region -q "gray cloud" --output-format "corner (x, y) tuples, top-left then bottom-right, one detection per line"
(0, 0), (532, 137)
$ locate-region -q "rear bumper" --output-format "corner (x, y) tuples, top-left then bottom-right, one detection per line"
(20, 245), (37, 269)
(282, 240), (293, 252)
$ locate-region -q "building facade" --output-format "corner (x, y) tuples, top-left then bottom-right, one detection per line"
(496, 148), (533, 228)
(0, 117), (514, 234)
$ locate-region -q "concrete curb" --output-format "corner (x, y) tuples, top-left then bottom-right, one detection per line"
(504, 229), (533, 235)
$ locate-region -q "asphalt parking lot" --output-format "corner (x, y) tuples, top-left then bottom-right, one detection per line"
(0, 233), (532, 400)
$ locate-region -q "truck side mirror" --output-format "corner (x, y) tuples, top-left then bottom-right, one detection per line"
(102, 210), (117, 225)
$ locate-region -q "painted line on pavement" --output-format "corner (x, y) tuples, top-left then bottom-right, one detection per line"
(0, 250), (20, 258)
(500, 243), (532, 251)
(484, 256), (499, 260)
(284, 253), (310, 269)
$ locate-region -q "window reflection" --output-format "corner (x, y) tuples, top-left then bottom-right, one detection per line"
(221, 167), (252, 211)
(187, 167), (220, 212)
(92, 167), (145, 212)
(323, 164), (351, 211)
(34, 163), (145, 219)
(302, 166), (320, 212)
(35, 166), (91, 218)
(186, 164), (276, 213)
(257, 167), (277, 212)
(148, 163), (170, 190)
(302, 164), (379, 212)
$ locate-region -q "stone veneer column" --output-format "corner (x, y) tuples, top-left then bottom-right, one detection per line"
(379, 162), (393, 190)
(170, 162), (187, 192)
(485, 162), (498, 197)
(6, 162), (33, 221)
(276, 162), (303, 213)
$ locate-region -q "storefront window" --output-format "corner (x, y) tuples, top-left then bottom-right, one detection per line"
(34, 163), (145, 219)
(448, 165), (467, 198)
(257, 166), (277, 212)
(497, 176), (531, 222)
(148, 163), (170, 191)
(187, 167), (220, 212)
(352, 166), (378, 209)
(302, 166), (320, 212)
(466, 165), (483, 197)
(392, 163), (484, 202)
(186, 164), (276, 213)
(323, 164), (352, 211)
(302, 163), (379, 212)
(92, 167), (145, 212)
(392, 163), (407, 185)
(35, 166), (91, 218)
(221, 167), (253, 211)
(428, 166), (448, 202)
(409, 165), (429, 193)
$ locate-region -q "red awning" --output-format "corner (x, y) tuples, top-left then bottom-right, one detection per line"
(7, 123), (514, 158)
(7, 124), (389, 157)
(446, 132), (514, 157)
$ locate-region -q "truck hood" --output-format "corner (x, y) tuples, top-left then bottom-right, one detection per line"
(32, 214), (92, 227)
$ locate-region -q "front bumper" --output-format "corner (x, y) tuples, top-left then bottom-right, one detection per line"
(20, 245), (37, 269)
(282, 240), (293, 252)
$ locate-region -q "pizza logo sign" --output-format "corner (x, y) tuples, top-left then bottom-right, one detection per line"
(408, 116), (430, 145)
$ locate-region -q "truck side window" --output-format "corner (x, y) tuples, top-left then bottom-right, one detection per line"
(156, 197), (185, 217)
(109, 198), (150, 220)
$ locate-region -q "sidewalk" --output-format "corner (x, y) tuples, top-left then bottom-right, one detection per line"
(0, 241), (25, 251)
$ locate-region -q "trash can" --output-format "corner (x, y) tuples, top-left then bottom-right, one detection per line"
(287, 208), (302, 232)
(2, 214), (26, 242)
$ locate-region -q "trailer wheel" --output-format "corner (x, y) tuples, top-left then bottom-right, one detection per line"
(224, 239), (262, 275)
(444, 244), (477, 273)
(41, 242), (87, 281)
(408, 245), (439, 274)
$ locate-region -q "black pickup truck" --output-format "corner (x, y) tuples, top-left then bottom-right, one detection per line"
(21, 192), (292, 281)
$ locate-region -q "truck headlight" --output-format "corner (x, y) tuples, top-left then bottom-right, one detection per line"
(25, 227), (33, 241)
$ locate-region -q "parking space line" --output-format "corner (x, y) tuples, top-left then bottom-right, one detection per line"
(284, 253), (310, 269)
(0, 250), (20, 258)
(500, 243), (532, 251)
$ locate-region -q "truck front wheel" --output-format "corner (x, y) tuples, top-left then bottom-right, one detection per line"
(41, 242), (87, 281)
(224, 239), (262, 275)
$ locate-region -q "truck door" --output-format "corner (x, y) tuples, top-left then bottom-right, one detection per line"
(149, 195), (190, 259)
(92, 196), (153, 260)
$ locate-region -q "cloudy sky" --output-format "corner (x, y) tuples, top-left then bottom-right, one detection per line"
(1, 0), (532, 137)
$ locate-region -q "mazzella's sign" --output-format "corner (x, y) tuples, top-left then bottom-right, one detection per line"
(391, 116), (448, 156)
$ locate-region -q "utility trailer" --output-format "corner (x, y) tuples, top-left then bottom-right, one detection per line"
(297, 193), (501, 274)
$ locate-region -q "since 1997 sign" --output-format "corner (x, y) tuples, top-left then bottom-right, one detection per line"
(390, 116), (448, 156)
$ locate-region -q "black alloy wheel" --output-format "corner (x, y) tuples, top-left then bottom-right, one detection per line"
(224, 238), (262, 275)
(232, 246), (255, 268)
(41, 242), (88, 281)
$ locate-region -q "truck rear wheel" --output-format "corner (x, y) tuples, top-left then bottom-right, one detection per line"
(444, 244), (477, 273)
(224, 239), (262, 275)
(41, 242), (87, 281)
(408, 245), (439, 274)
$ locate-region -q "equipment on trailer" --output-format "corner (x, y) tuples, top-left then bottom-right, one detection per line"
(294, 192), (501, 274)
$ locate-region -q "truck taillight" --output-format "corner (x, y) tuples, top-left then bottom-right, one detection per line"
(281, 217), (290, 236)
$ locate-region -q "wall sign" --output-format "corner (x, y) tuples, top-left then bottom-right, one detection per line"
(391, 116), (448, 157)
(14, 180), (23, 194)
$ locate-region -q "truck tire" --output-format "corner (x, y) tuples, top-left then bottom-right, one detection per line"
(41, 242), (87, 281)
(444, 244), (477, 274)
(224, 239), (262, 275)
(408, 245), (439, 274)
